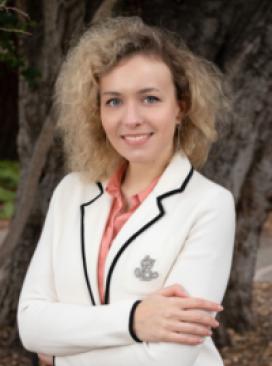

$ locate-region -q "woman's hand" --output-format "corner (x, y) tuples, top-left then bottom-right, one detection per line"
(38, 353), (54, 366)
(133, 284), (222, 345)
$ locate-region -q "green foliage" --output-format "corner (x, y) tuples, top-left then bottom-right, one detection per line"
(0, 160), (19, 219)
(0, 0), (42, 86)
(0, 186), (15, 202)
(0, 160), (19, 188)
(0, 200), (13, 218)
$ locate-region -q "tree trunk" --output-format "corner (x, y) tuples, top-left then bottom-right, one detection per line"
(0, 0), (271, 353)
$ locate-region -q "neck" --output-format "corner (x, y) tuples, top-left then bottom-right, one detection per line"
(121, 147), (175, 196)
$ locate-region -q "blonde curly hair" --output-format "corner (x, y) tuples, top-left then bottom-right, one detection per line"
(54, 16), (232, 182)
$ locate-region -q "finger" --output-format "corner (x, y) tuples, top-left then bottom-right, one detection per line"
(178, 297), (223, 312)
(174, 333), (204, 345)
(158, 331), (204, 345)
(170, 321), (212, 337)
(38, 353), (45, 362)
(158, 284), (189, 298)
(180, 310), (219, 328)
(38, 353), (53, 365)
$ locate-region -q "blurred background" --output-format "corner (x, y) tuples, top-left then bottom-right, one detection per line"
(0, 0), (271, 365)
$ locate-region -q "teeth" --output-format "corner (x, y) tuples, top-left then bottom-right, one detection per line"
(124, 134), (151, 141)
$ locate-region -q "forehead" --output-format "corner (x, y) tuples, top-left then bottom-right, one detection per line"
(99, 54), (174, 93)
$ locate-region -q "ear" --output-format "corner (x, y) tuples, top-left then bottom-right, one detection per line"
(176, 94), (190, 120)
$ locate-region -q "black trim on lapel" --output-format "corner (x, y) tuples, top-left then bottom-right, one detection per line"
(104, 165), (194, 304)
(80, 182), (104, 306)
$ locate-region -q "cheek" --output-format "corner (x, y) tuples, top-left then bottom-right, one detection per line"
(100, 113), (118, 137)
(155, 111), (177, 136)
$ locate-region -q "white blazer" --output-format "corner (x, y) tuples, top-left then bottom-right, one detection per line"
(17, 151), (236, 366)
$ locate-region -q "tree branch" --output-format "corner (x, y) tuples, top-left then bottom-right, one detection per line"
(0, 3), (31, 34)
(0, 27), (31, 34)
(0, 6), (30, 20)
(91, 0), (119, 24)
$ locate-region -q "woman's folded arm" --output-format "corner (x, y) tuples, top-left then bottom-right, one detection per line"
(18, 297), (141, 355)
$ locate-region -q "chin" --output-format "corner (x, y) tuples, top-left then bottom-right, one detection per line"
(125, 151), (156, 165)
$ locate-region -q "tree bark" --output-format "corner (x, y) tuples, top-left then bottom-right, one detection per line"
(0, 0), (271, 353)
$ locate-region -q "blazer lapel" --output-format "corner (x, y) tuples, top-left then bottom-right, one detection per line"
(103, 151), (194, 304)
(80, 182), (113, 306)
(103, 190), (161, 295)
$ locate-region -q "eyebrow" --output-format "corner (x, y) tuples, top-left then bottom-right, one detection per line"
(102, 87), (160, 96)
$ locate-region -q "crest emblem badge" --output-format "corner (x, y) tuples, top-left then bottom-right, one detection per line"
(134, 255), (159, 281)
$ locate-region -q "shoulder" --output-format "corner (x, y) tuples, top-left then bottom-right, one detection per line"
(190, 169), (234, 200)
(187, 170), (235, 217)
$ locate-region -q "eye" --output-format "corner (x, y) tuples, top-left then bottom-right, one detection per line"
(144, 96), (159, 104)
(106, 99), (121, 107)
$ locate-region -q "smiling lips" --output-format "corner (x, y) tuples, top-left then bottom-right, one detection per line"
(122, 133), (153, 146)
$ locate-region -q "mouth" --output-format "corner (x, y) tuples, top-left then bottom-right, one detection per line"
(122, 133), (153, 141)
(121, 132), (154, 146)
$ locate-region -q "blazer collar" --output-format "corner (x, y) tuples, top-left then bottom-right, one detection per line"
(100, 150), (192, 196)
(150, 150), (192, 198)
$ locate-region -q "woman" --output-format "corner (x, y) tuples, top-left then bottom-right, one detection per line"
(17, 16), (235, 366)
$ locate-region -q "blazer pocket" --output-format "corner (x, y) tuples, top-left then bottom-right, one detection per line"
(123, 236), (181, 295)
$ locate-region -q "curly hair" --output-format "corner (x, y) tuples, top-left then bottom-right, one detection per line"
(54, 16), (232, 182)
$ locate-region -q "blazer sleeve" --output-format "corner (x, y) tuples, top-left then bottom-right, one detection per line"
(17, 176), (143, 356)
(54, 188), (236, 366)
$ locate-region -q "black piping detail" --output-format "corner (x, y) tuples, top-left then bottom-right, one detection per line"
(80, 182), (104, 306)
(104, 165), (194, 304)
(53, 356), (56, 366)
(129, 300), (143, 342)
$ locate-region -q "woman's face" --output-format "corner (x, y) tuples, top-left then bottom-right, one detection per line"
(99, 54), (185, 166)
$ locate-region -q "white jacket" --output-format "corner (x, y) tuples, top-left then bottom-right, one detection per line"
(17, 151), (235, 366)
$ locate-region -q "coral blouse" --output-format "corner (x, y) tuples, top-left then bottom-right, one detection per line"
(98, 161), (161, 304)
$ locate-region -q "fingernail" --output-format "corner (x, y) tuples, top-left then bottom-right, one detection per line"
(214, 321), (219, 327)
(217, 305), (223, 311)
(198, 338), (204, 343)
(207, 330), (212, 336)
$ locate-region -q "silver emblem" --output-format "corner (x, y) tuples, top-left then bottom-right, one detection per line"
(134, 255), (159, 281)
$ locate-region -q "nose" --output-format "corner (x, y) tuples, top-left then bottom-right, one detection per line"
(123, 100), (143, 127)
